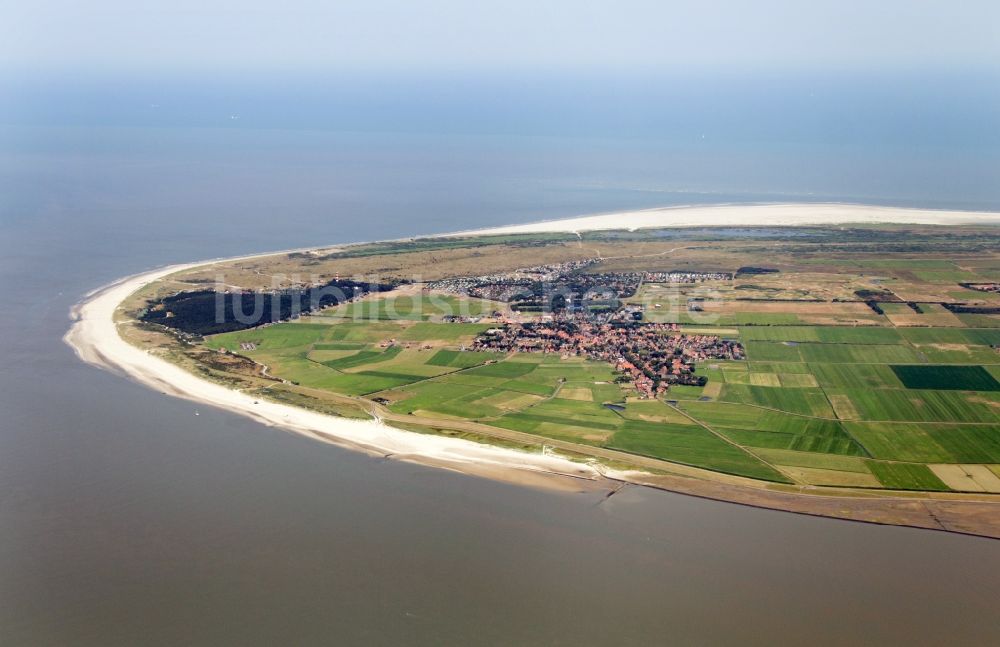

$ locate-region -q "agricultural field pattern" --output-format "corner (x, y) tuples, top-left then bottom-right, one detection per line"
(134, 225), (1000, 494)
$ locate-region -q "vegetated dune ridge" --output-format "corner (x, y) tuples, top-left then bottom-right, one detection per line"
(64, 203), (1000, 537)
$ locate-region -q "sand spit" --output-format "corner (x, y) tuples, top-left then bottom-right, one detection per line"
(64, 203), (1000, 536)
(460, 202), (1000, 236)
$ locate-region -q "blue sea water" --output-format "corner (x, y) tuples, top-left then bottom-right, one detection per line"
(3, 71), (999, 241)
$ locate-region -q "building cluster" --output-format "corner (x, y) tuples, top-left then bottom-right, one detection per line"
(430, 263), (744, 396)
(429, 265), (731, 312)
(427, 259), (600, 302)
(465, 279), (535, 303)
(427, 274), (529, 302)
(516, 259), (601, 280)
(645, 271), (731, 283)
(441, 314), (502, 323)
(965, 283), (1000, 294)
(429, 262), (648, 311)
(472, 315), (744, 398)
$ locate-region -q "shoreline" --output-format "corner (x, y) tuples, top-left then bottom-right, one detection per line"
(64, 202), (1000, 538)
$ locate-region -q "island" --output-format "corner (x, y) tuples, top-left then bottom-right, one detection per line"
(66, 204), (1000, 537)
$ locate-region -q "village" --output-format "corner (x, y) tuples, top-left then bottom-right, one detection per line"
(422, 262), (742, 396)
(472, 312), (744, 398)
(428, 260), (730, 312)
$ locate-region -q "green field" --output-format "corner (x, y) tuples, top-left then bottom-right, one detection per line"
(426, 349), (501, 368)
(199, 313), (1000, 491)
(718, 384), (834, 417)
(606, 421), (790, 481)
(752, 448), (871, 472)
(810, 363), (904, 389)
(891, 365), (1000, 391)
(739, 326), (903, 344)
(829, 388), (999, 423)
(867, 462), (949, 490)
(899, 327), (1000, 346)
(844, 422), (1000, 463)
(322, 346), (402, 370)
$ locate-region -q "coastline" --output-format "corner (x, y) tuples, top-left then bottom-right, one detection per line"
(64, 203), (1000, 537)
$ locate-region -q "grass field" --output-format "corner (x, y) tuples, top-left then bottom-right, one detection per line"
(426, 349), (500, 368)
(867, 462), (950, 490)
(607, 421), (790, 481)
(830, 388), (999, 423)
(739, 326), (903, 344)
(844, 422), (1000, 463)
(891, 365), (1000, 391)
(718, 384), (835, 417)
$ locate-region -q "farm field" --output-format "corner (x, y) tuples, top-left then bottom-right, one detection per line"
(200, 309), (1000, 490)
(153, 224), (1000, 494)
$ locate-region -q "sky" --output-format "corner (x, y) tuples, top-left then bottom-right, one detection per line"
(2, 0), (999, 75)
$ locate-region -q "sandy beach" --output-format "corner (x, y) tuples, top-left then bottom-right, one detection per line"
(64, 203), (1000, 535)
(464, 202), (1000, 236)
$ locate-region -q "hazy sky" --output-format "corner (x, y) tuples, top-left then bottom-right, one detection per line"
(3, 0), (999, 75)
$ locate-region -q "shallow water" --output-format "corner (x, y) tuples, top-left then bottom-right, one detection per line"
(1, 124), (998, 645)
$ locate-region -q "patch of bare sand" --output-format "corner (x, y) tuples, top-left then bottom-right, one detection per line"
(463, 203), (1000, 236)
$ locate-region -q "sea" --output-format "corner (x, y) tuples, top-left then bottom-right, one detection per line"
(1, 71), (999, 644)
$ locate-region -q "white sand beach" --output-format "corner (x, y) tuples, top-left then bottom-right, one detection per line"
(64, 203), (1000, 491)
(463, 202), (1000, 236)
